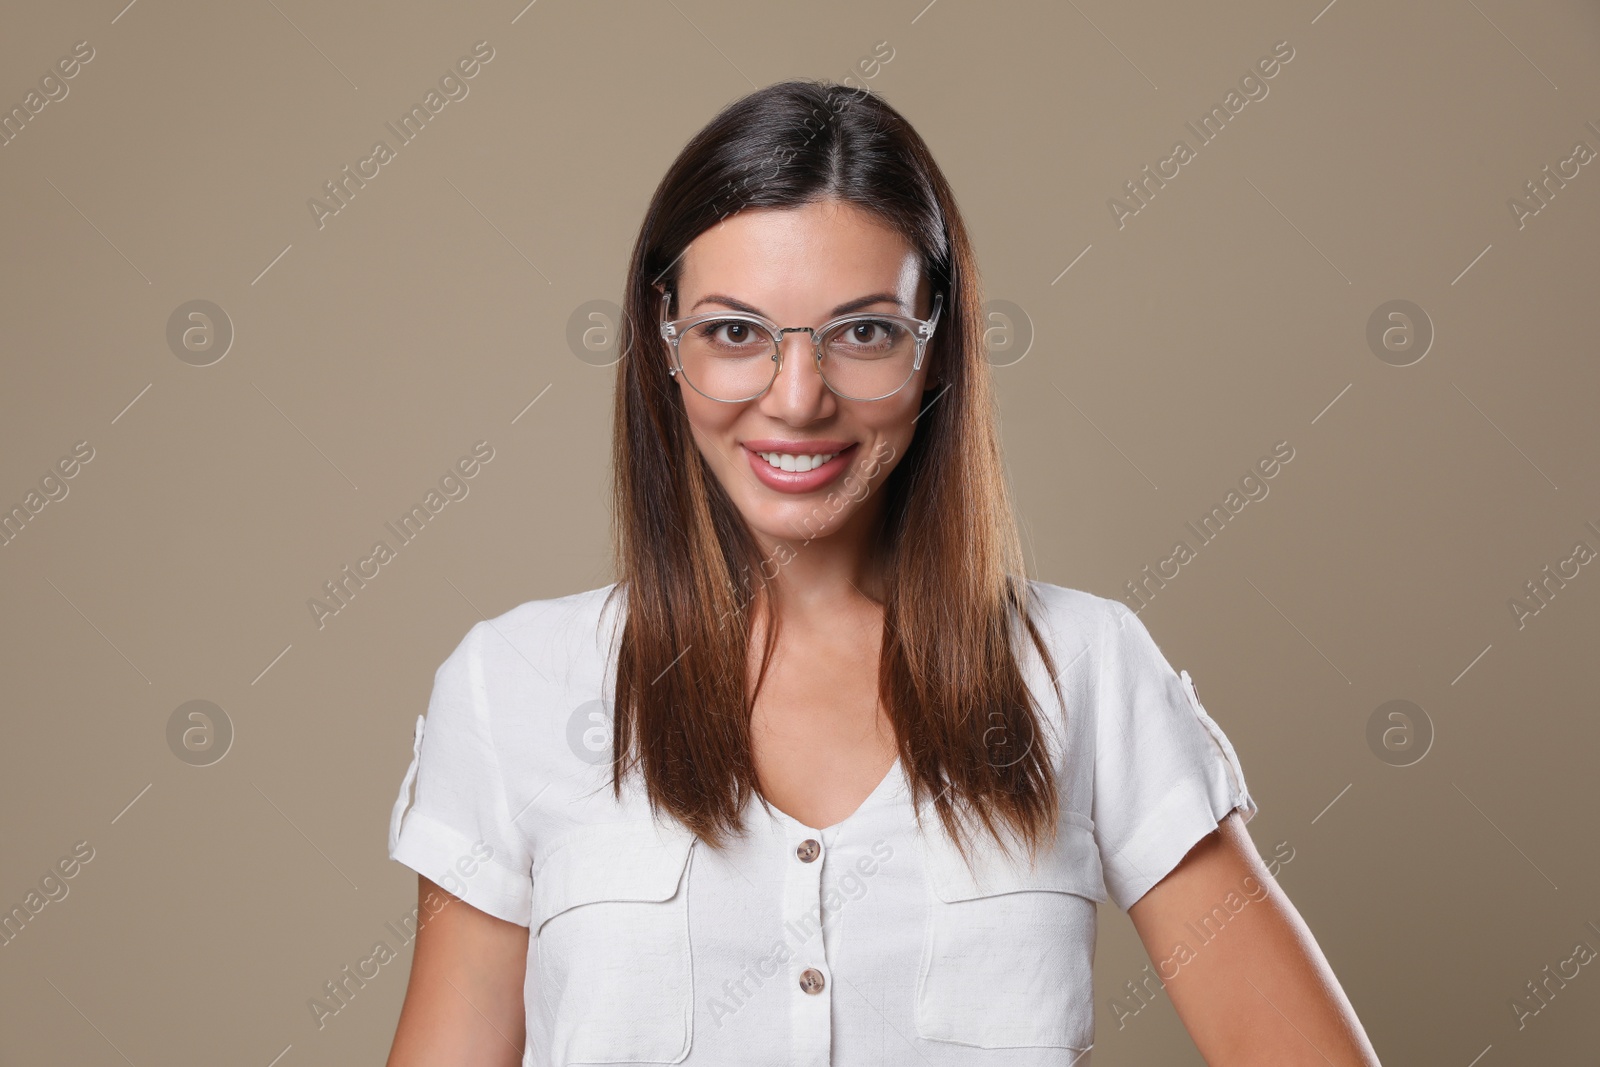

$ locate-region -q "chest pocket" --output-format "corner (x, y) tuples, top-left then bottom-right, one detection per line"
(533, 820), (697, 1066)
(915, 810), (1107, 1051)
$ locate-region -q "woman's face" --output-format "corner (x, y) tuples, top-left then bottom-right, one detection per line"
(664, 199), (935, 553)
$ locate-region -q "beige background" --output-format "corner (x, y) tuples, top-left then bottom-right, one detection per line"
(2, 0), (1598, 1063)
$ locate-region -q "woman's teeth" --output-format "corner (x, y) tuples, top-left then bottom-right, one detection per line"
(757, 451), (838, 473)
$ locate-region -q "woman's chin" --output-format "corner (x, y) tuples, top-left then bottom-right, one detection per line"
(734, 502), (855, 549)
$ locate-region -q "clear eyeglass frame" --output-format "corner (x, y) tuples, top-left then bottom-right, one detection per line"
(657, 288), (944, 403)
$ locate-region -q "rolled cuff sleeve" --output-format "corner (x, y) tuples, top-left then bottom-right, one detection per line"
(388, 622), (534, 927)
(1093, 602), (1258, 912)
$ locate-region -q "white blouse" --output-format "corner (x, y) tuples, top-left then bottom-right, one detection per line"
(387, 580), (1256, 1066)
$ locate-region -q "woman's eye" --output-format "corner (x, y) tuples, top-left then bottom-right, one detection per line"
(839, 321), (901, 346)
(701, 321), (764, 346)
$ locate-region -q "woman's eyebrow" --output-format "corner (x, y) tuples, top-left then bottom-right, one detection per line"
(689, 292), (907, 318)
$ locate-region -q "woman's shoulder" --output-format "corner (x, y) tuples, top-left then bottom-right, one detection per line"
(1021, 577), (1125, 640)
(480, 579), (622, 637)
(447, 580), (624, 682)
(1023, 578), (1186, 679)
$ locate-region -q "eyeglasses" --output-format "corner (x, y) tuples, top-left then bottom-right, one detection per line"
(658, 289), (943, 403)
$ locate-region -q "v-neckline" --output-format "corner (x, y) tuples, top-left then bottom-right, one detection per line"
(762, 755), (905, 834)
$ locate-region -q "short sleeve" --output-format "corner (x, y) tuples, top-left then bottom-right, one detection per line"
(387, 621), (534, 926)
(1092, 601), (1257, 912)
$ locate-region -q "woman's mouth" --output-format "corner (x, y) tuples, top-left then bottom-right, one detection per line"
(754, 450), (839, 472)
(742, 441), (860, 493)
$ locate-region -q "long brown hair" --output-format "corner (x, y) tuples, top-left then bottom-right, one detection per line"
(606, 78), (1065, 867)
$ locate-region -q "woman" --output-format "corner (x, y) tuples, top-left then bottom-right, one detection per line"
(384, 79), (1380, 1065)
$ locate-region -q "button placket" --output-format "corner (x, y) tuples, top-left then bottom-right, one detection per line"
(782, 825), (832, 1067)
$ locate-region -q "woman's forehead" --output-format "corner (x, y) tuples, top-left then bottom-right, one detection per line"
(683, 204), (916, 280)
(678, 208), (926, 317)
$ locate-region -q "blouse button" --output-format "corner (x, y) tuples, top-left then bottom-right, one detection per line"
(795, 838), (821, 863)
(799, 967), (826, 994)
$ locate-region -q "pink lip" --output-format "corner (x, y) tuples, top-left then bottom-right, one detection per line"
(743, 441), (860, 494)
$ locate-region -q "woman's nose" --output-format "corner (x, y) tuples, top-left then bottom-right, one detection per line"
(762, 331), (833, 413)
